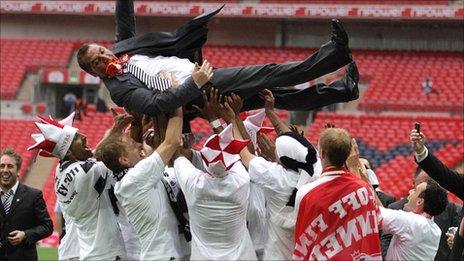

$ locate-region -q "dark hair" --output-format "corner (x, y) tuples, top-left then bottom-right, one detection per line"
(77, 43), (93, 74)
(0, 148), (22, 170)
(420, 179), (448, 216)
(99, 138), (127, 172)
(319, 128), (352, 168)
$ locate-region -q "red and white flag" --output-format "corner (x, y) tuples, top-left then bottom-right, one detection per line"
(293, 169), (382, 260)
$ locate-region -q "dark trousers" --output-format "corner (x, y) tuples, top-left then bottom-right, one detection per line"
(209, 40), (352, 111)
(183, 40), (352, 132)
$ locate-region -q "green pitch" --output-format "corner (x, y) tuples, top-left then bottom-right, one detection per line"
(38, 246), (58, 261)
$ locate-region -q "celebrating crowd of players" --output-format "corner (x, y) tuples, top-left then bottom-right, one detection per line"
(1, 0), (462, 259)
(11, 87), (460, 260)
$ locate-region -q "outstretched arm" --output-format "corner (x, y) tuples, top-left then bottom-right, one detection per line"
(115, 0), (136, 42)
(222, 101), (256, 169)
(156, 108), (184, 165)
(260, 89), (290, 135)
(220, 93), (255, 153)
(411, 128), (464, 200)
(192, 88), (224, 134)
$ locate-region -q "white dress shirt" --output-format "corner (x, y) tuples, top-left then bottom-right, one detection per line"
(173, 157), (257, 260)
(380, 207), (441, 260)
(114, 152), (186, 260)
(248, 156), (300, 260)
(128, 54), (195, 85)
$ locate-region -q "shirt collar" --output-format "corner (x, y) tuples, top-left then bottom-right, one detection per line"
(1, 180), (19, 195)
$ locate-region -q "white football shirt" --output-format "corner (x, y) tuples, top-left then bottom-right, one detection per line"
(114, 152), (186, 260)
(173, 157), (257, 260)
(55, 160), (126, 260)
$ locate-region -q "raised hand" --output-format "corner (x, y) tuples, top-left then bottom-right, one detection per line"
(192, 60), (214, 87)
(219, 100), (236, 123)
(142, 129), (157, 155)
(227, 93), (243, 116)
(259, 89), (275, 112)
(410, 128), (426, 154)
(192, 88), (222, 121)
(257, 133), (277, 162)
(110, 108), (133, 135)
(346, 137), (368, 182)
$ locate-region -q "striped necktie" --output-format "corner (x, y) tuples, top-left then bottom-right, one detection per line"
(1, 190), (13, 215)
(126, 63), (172, 92)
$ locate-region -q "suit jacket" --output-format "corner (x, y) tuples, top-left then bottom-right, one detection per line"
(417, 152), (464, 201)
(417, 152), (464, 260)
(376, 190), (396, 208)
(104, 0), (223, 117)
(0, 183), (53, 261)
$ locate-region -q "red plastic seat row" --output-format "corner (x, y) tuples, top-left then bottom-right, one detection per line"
(0, 38), (75, 99)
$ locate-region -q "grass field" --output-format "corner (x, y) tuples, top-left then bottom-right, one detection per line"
(38, 246), (58, 261)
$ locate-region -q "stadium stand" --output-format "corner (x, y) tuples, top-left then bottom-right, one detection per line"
(0, 39), (75, 99)
(0, 119), (40, 180)
(260, 0), (450, 4)
(73, 0), (451, 4)
(1, 39), (462, 112)
(305, 112), (463, 201)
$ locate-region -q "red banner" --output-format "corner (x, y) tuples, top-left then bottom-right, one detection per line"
(1, 1), (462, 20)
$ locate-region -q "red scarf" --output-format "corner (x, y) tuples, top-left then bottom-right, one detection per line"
(293, 169), (382, 260)
(105, 54), (130, 77)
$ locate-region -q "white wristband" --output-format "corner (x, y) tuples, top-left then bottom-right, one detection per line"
(210, 119), (222, 129)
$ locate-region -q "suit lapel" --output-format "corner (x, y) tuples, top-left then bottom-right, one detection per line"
(7, 183), (25, 217)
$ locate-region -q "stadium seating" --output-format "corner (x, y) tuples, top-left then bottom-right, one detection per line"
(260, 0), (450, 4)
(306, 112), (463, 202)
(204, 46), (464, 113)
(1, 39), (462, 112)
(357, 50), (464, 113)
(0, 39), (75, 99)
(0, 119), (39, 180)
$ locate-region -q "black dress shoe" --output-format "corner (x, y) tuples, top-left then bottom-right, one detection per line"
(343, 62), (359, 100)
(331, 19), (349, 48)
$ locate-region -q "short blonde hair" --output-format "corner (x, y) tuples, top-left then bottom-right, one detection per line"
(319, 128), (351, 168)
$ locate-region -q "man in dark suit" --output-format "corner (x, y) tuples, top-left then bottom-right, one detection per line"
(77, 0), (359, 124)
(411, 128), (464, 260)
(0, 148), (53, 261)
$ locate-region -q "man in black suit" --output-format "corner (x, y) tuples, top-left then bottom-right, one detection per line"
(411, 128), (464, 260)
(77, 0), (359, 124)
(0, 148), (53, 261)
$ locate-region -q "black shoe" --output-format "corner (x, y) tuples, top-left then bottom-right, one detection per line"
(343, 62), (359, 100)
(331, 19), (349, 48)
